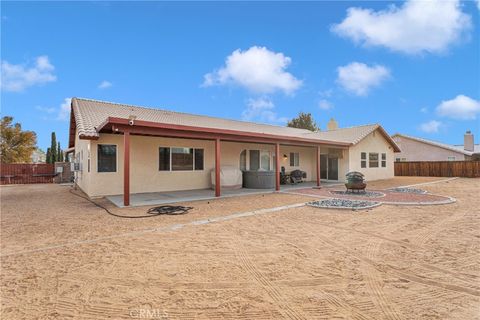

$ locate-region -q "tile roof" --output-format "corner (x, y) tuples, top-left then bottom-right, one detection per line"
(392, 133), (479, 156)
(305, 124), (381, 144)
(71, 97), (399, 150)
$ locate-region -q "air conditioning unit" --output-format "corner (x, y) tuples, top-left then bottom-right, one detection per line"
(71, 162), (82, 171)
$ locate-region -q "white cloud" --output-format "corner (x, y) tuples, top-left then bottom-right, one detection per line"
(477, 0), (480, 10)
(57, 98), (72, 121)
(35, 106), (56, 114)
(98, 80), (112, 89)
(318, 99), (334, 110)
(436, 95), (480, 120)
(336, 62), (390, 96)
(319, 89), (333, 98)
(203, 46), (302, 95)
(241, 97), (287, 123)
(419, 120), (442, 133)
(420, 107), (428, 113)
(331, 0), (472, 55)
(0, 55), (56, 92)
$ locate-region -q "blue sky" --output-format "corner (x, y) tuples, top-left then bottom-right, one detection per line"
(1, 1), (479, 151)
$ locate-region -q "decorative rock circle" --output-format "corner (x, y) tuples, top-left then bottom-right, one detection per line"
(388, 187), (427, 194)
(307, 198), (381, 210)
(329, 190), (385, 198)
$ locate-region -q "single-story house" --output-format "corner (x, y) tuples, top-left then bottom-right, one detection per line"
(68, 98), (400, 206)
(392, 131), (479, 162)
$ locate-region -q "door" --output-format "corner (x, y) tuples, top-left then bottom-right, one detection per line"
(328, 157), (338, 180)
(320, 154), (328, 179)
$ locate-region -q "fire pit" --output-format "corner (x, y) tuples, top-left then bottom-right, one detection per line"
(345, 171), (366, 193)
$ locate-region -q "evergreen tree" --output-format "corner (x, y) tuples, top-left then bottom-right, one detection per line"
(287, 112), (319, 132)
(50, 132), (57, 162)
(57, 142), (63, 162)
(46, 148), (51, 164)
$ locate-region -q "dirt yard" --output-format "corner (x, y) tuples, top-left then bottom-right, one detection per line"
(1, 177), (479, 319)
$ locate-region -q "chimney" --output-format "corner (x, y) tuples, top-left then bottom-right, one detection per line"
(464, 130), (474, 152)
(327, 118), (338, 131)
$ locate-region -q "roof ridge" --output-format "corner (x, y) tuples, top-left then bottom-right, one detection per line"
(393, 133), (474, 155)
(321, 123), (379, 132)
(72, 97), (312, 133)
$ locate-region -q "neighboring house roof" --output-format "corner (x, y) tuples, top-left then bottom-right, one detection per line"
(452, 144), (480, 154)
(69, 97), (400, 151)
(392, 133), (478, 156)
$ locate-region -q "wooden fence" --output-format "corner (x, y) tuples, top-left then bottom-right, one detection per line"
(394, 161), (480, 178)
(0, 163), (56, 185)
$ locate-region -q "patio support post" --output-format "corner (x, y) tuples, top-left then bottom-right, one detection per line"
(215, 138), (221, 197)
(316, 145), (321, 187)
(275, 143), (280, 191)
(123, 130), (130, 206)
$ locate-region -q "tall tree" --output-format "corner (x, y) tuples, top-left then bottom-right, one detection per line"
(0, 116), (37, 163)
(46, 148), (52, 164)
(287, 112), (319, 132)
(50, 132), (57, 162)
(57, 142), (63, 162)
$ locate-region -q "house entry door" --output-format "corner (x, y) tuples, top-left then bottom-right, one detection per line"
(320, 155), (328, 179)
(328, 157), (339, 180)
(320, 154), (339, 181)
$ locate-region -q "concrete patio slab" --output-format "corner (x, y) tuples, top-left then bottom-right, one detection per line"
(106, 181), (339, 207)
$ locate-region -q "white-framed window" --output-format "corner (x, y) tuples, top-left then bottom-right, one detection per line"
(447, 156), (456, 161)
(361, 152), (367, 168)
(289, 152), (299, 167)
(369, 152), (379, 168)
(381, 153), (386, 167)
(159, 147), (204, 171)
(249, 150), (271, 171)
(97, 144), (117, 172)
(395, 158), (401, 162)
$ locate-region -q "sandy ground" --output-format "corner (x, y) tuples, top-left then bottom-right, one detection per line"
(1, 177), (479, 319)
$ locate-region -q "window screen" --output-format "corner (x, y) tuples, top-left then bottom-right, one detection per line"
(159, 147), (170, 171)
(369, 153), (379, 168)
(171, 148), (193, 171)
(381, 153), (386, 167)
(290, 152), (299, 167)
(194, 149), (204, 170)
(97, 145), (116, 172)
(249, 150), (260, 171)
(361, 152), (367, 168)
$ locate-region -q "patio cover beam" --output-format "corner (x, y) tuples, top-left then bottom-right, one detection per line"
(124, 130), (130, 206)
(316, 145), (321, 187)
(275, 143), (280, 191)
(106, 124), (348, 149)
(99, 117), (350, 148)
(215, 138), (221, 197)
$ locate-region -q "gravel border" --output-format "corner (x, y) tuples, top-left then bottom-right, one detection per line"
(329, 190), (386, 198)
(307, 198), (382, 211)
(388, 187), (427, 194)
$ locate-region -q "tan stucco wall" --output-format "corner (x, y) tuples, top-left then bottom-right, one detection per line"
(73, 129), (91, 195)
(75, 134), (321, 197)
(348, 129), (395, 181)
(392, 136), (466, 161)
(280, 145), (317, 181)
